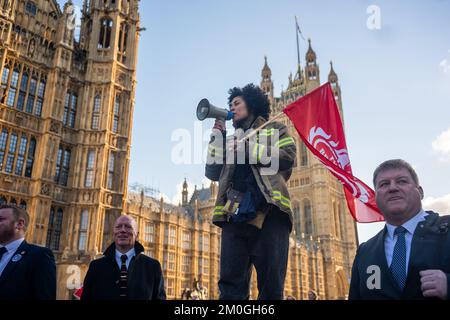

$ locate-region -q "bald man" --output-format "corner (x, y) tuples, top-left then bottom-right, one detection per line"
(81, 215), (166, 300)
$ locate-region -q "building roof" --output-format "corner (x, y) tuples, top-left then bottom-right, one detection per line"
(189, 187), (212, 204)
(127, 192), (187, 215)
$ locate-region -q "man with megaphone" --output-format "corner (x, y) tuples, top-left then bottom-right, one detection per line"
(201, 83), (297, 300)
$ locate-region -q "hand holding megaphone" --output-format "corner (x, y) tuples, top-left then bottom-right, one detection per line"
(196, 99), (234, 121)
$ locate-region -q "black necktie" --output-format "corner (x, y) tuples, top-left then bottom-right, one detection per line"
(119, 254), (128, 299)
(0, 247), (7, 262)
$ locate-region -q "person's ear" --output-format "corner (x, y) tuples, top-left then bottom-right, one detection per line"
(418, 186), (424, 200)
(16, 218), (25, 231)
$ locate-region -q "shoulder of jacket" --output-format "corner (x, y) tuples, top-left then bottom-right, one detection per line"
(137, 253), (161, 267)
(89, 256), (109, 268)
(267, 121), (286, 130)
(25, 243), (53, 256)
(358, 229), (384, 253)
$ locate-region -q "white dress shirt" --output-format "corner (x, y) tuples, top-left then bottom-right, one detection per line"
(384, 210), (428, 273)
(115, 248), (135, 270)
(0, 238), (25, 276)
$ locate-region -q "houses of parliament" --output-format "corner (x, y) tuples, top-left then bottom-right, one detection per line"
(0, 0), (358, 300)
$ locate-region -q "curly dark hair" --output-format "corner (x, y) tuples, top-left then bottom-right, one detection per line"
(227, 83), (270, 120)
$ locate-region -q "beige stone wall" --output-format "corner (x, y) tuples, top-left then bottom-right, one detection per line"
(0, 0), (141, 299)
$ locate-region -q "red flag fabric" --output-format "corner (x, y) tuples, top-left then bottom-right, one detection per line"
(73, 286), (83, 300)
(283, 82), (384, 223)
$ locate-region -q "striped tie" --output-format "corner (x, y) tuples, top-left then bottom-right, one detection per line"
(119, 254), (128, 299)
(390, 226), (407, 290)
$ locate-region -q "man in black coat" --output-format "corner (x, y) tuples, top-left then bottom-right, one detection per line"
(81, 215), (166, 300)
(0, 204), (56, 300)
(349, 159), (450, 300)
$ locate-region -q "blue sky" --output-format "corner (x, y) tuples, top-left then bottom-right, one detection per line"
(60, 0), (450, 242)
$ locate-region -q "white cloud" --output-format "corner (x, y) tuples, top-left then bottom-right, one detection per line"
(440, 59), (450, 73)
(423, 194), (450, 215)
(432, 127), (450, 161)
(440, 50), (450, 73)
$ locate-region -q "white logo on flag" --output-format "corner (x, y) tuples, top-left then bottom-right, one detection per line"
(308, 126), (370, 203)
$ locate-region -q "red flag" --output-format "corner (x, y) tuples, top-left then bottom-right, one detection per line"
(283, 82), (384, 223)
(73, 286), (83, 300)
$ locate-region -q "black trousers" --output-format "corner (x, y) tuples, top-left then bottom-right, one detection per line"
(218, 207), (291, 300)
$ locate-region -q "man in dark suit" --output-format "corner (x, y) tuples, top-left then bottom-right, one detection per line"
(349, 159), (450, 300)
(0, 204), (56, 300)
(81, 215), (166, 300)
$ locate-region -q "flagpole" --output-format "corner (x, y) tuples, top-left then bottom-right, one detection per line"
(295, 16), (301, 67)
(237, 112), (285, 143)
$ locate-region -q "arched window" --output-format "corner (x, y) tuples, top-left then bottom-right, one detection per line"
(5, 132), (18, 173)
(92, 94), (101, 129)
(63, 90), (78, 128)
(304, 199), (313, 236)
(25, 76), (37, 113)
(1, 65), (10, 103)
(0, 128), (9, 171)
(46, 207), (64, 251)
(10, 198), (16, 205)
(85, 150), (95, 187)
(25, 137), (36, 178)
(25, 1), (37, 16)
(117, 22), (128, 63)
(6, 67), (19, 107)
(78, 209), (89, 251)
(55, 146), (71, 186)
(112, 93), (120, 133)
(107, 152), (115, 189)
(0, 196), (6, 205)
(300, 142), (308, 166)
(35, 78), (46, 116)
(14, 135), (27, 176)
(17, 71), (29, 111)
(98, 18), (112, 49)
(293, 202), (301, 237)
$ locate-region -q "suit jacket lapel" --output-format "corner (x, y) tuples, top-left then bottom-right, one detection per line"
(0, 240), (29, 286)
(405, 213), (438, 291)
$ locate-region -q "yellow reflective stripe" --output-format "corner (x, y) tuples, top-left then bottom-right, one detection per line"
(271, 190), (281, 200)
(208, 145), (223, 156)
(280, 195), (291, 208)
(208, 145), (223, 151)
(252, 143), (265, 162)
(271, 191), (291, 208)
(252, 144), (258, 159)
(258, 128), (275, 136)
(214, 205), (225, 215)
(258, 144), (265, 162)
(275, 137), (295, 148)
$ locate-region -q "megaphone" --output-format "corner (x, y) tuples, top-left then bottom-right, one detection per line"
(196, 98), (234, 121)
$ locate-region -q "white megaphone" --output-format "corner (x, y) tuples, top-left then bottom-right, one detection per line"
(196, 99), (234, 121)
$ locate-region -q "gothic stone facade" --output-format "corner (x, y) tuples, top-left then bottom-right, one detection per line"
(126, 180), (328, 300)
(0, 0), (141, 299)
(260, 40), (358, 299)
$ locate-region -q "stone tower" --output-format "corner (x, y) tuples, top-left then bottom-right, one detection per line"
(0, 0), (141, 299)
(260, 55), (274, 105)
(261, 39), (358, 299)
(182, 178), (188, 206)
